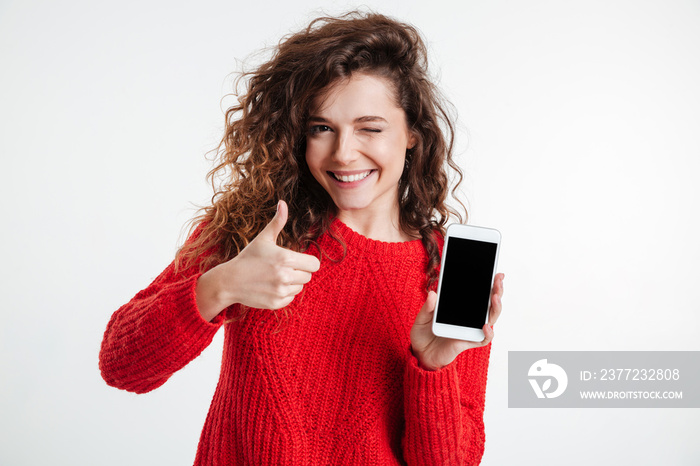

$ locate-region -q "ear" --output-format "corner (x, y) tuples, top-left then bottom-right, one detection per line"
(406, 132), (418, 150)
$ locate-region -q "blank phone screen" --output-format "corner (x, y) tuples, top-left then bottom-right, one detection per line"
(435, 237), (498, 329)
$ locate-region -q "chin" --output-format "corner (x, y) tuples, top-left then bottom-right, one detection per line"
(327, 193), (372, 210)
(332, 200), (369, 212)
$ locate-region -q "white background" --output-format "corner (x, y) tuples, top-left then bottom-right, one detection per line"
(1, 0), (699, 464)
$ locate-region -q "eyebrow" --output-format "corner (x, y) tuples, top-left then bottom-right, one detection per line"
(308, 115), (388, 124)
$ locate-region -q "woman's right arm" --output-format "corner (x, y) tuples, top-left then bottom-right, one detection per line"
(99, 258), (226, 394)
(99, 201), (319, 393)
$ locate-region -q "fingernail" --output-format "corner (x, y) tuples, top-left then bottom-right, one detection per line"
(276, 200), (281, 214)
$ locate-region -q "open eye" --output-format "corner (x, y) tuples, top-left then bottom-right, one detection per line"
(308, 125), (332, 135)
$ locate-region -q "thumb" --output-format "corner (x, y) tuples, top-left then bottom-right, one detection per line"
(257, 200), (288, 243)
(415, 291), (437, 326)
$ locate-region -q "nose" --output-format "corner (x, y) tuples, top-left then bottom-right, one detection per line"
(332, 130), (357, 166)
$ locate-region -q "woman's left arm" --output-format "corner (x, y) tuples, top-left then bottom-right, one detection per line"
(402, 274), (504, 465)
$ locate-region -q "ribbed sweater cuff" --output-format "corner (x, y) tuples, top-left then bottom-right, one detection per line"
(101, 273), (224, 393)
(142, 274), (226, 373)
(169, 272), (226, 324)
(403, 352), (464, 465)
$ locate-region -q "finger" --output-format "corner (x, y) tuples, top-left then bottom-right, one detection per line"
(488, 293), (502, 327)
(284, 250), (321, 273)
(269, 284), (305, 309)
(481, 323), (495, 346)
(270, 293), (296, 310)
(414, 291), (437, 326)
(284, 269), (314, 286)
(495, 273), (505, 298)
(256, 200), (288, 243)
(491, 273), (503, 297)
(287, 283), (304, 297)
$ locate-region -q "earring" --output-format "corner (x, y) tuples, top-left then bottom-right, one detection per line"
(404, 148), (413, 169)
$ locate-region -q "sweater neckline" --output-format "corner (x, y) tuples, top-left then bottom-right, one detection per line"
(329, 217), (426, 257)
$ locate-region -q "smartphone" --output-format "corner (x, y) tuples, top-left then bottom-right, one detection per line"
(432, 224), (501, 342)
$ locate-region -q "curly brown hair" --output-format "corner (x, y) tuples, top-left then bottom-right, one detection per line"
(176, 11), (465, 290)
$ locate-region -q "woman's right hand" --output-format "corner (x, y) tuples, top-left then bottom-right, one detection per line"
(195, 200), (321, 321)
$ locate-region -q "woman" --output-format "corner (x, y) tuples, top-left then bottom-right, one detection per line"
(100, 11), (505, 465)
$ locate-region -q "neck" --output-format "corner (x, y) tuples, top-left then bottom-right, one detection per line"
(336, 207), (416, 243)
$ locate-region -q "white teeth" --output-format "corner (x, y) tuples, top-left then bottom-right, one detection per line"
(333, 170), (372, 182)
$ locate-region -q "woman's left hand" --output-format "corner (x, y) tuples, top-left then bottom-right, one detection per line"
(410, 273), (505, 371)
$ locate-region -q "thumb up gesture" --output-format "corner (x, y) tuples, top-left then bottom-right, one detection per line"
(195, 200), (321, 321)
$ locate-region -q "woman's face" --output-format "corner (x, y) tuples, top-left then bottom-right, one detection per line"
(305, 73), (416, 222)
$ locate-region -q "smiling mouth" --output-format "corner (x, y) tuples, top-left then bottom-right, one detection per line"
(328, 170), (375, 183)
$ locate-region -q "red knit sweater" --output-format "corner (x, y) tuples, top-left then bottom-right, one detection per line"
(99, 219), (491, 465)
